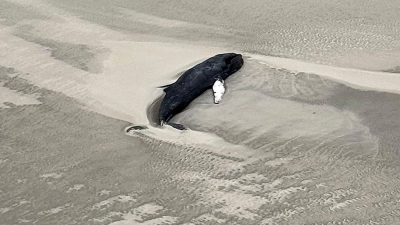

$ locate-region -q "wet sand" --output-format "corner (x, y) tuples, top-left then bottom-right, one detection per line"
(1, 0), (400, 224)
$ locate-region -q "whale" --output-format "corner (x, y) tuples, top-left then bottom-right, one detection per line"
(158, 53), (244, 129)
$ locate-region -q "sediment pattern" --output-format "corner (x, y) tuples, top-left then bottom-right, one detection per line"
(2, 0), (400, 224)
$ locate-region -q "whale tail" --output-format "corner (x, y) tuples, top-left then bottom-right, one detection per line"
(125, 125), (148, 133)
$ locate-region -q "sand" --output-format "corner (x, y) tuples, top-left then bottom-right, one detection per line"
(250, 54), (400, 95)
(1, 0), (400, 224)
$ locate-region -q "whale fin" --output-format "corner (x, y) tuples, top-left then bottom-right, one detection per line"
(168, 123), (186, 130)
(158, 83), (173, 88)
(158, 83), (174, 92)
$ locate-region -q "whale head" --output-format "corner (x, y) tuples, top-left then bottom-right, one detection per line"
(220, 53), (243, 79)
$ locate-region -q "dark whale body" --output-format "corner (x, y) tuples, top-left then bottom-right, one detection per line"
(159, 53), (244, 128)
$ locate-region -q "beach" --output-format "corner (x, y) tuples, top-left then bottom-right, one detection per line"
(1, 0), (400, 224)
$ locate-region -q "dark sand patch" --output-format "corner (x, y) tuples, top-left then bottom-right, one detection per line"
(383, 66), (400, 73)
(0, 66), (37, 95)
(0, 66), (18, 76)
(15, 31), (106, 73)
(326, 86), (400, 161)
(0, 1), (47, 26)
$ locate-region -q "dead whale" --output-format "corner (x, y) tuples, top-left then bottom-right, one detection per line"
(159, 53), (244, 129)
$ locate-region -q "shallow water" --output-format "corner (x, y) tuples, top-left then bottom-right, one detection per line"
(1, 0), (400, 224)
